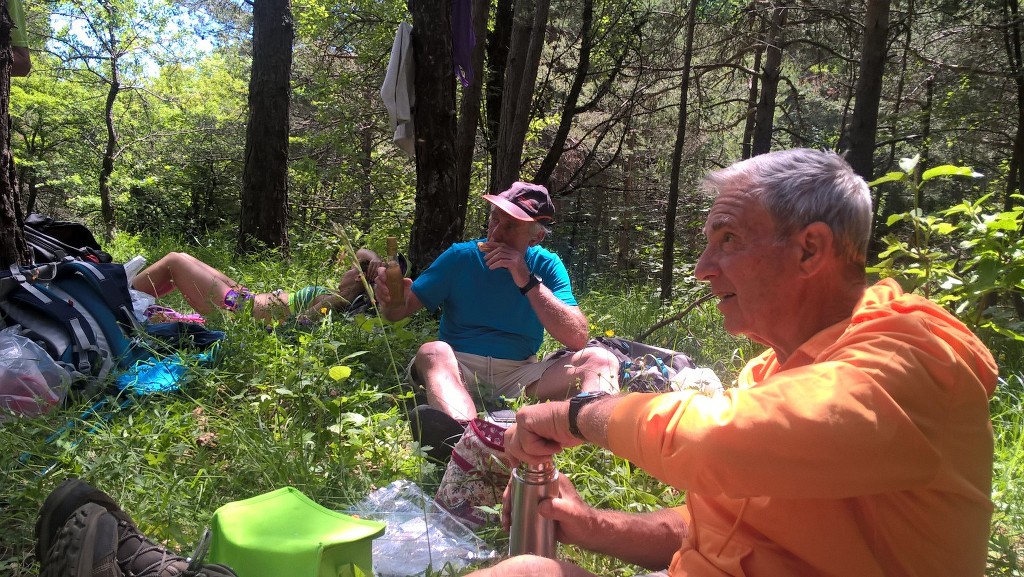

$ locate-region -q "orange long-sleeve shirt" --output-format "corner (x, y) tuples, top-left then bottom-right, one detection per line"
(608, 279), (998, 576)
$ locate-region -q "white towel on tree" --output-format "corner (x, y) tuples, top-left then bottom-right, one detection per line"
(380, 22), (416, 158)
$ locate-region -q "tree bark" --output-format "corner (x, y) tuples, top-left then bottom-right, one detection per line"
(751, 1), (787, 157)
(618, 130), (635, 271)
(358, 105), (374, 235)
(841, 0), (891, 181)
(493, 0), (551, 191)
(238, 0), (293, 254)
(408, 0), (460, 272)
(741, 29), (764, 160)
(453, 0), (488, 232)
(0, 0), (26, 267)
(1004, 0), (1023, 211)
(99, 44), (119, 242)
(484, 0), (515, 192)
(533, 0), (594, 187)
(660, 0), (699, 300)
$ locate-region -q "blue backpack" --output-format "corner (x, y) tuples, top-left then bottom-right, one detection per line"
(0, 261), (145, 385)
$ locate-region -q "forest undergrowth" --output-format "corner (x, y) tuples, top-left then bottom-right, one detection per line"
(1, 230), (1022, 576)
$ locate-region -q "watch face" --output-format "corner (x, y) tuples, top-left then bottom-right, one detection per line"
(575, 391), (607, 400)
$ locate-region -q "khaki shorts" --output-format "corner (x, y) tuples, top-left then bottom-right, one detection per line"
(408, 351), (566, 405)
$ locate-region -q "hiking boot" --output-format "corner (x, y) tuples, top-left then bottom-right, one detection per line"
(37, 479), (126, 565)
(114, 518), (236, 577)
(36, 478), (236, 577)
(41, 502), (121, 577)
(407, 404), (467, 463)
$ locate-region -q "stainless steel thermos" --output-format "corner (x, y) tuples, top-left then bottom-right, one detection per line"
(508, 461), (559, 558)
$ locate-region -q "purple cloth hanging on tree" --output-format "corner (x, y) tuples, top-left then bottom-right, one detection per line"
(451, 0), (475, 87)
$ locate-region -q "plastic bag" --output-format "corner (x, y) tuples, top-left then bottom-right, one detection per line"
(128, 289), (157, 322)
(0, 328), (71, 420)
(346, 480), (498, 577)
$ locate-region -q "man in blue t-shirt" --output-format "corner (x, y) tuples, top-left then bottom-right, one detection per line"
(376, 182), (619, 460)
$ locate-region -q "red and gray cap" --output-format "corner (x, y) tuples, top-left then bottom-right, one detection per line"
(483, 182), (555, 223)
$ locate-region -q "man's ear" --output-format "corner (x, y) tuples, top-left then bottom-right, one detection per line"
(530, 228), (546, 246)
(797, 222), (834, 275)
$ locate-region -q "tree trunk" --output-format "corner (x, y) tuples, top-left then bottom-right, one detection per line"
(1004, 0), (1023, 211)
(453, 0), (488, 231)
(23, 166), (35, 214)
(408, 0), (460, 272)
(919, 75), (933, 200)
(660, 0), (699, 300)
(98, 6), (120, 242)
(99, 58), (119, 242)
(741, 31), (764, 160)
(751, 1), (787, 157)
(484, 0), (515, 191)
(493, 0), (551, 191)
(358, 113), (374, 235)
(533, 0), (594, 187)
(884, 0), (913, 172)
(841, 0), (891, 181)
(618, 131), (635, 271)
(0, 0), (26, 267)
(238, 0), (293, 254)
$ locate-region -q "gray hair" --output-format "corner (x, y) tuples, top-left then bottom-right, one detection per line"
(701, 148), (873, 265)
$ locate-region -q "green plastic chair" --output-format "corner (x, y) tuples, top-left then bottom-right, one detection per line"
(207, 487), (386, 577)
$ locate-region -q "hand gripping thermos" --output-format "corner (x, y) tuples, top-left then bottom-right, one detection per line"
(508, 461), (559, 558)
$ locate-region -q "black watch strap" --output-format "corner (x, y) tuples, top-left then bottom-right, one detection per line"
(568, 391), (609, 440)
(519, 274), (542, 295)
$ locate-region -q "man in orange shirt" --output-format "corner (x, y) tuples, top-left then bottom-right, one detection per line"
(473, 148), (998, 576)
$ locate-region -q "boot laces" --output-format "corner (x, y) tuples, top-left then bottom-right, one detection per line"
(116, 519), (187, 577)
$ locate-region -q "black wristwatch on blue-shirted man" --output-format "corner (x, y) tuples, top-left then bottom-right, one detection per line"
(568, 390), (609, 440)
(519, 274), (542, 295)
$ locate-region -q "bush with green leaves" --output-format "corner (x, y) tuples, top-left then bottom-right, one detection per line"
(870, 155), (1024, 346)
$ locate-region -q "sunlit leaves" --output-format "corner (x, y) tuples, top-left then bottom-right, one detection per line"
(869, 159), (1022, 343)
(328, 365), (352, 381)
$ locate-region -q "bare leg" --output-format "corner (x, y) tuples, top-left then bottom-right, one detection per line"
(527, 347), (620, 401)
(131, 252), (241, 315)
(415, 340), (478, 422)
(465, 555), (598, 577)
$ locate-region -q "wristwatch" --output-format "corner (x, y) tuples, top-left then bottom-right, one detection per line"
(519, 274), (542, 295)
(568, 390), (609, 440)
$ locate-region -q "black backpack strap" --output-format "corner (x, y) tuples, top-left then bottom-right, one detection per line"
(24, 227), (71, 263)
(56, 260), (140, 334)
(7, 277), (102, 376)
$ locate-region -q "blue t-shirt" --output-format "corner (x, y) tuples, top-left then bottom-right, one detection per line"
(411, 239), (577, 360)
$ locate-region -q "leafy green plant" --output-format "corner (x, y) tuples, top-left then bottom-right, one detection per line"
(869, 156), (1023, 343)
(990, 373), (1024, 576)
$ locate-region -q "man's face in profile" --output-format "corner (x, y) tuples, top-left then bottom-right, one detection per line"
(695, 191), (802, 347)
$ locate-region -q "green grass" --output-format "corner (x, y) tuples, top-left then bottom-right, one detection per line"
(2, 234), (1023, 576)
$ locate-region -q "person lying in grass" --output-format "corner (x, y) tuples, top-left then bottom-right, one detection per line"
(131, 249), (381, 322)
